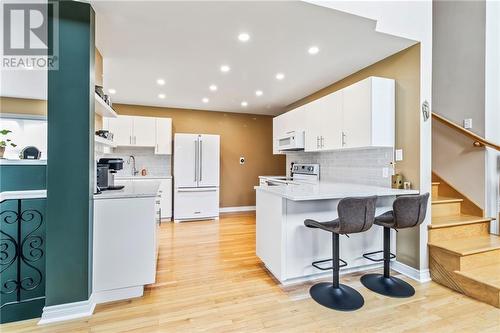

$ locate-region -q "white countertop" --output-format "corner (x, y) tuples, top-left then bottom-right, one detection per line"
(94, 180), (160, 200)
(116, 175), (172, 180)
(0, 190), (47, 202)
(255, 182), (419, 201)
(0, 159), (47, 165)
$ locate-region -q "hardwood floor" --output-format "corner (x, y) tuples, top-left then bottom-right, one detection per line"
(3, 212), (500, 332)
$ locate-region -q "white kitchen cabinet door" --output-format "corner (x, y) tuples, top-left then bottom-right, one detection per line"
(342, 77), (395, 149)
(158, 179), (172, 219)
(106, 116), (134, 146)
(132, 116), (156, 147)
(320, 91), (343, 150)
(304, 92), (342, 151)
(174, 133), (198, 188)
(198, 134), (220, 187)
(342, 78), (372, 149)
(155, 118), (172, 155)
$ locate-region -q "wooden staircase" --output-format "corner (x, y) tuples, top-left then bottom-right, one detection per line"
(428, 178), (500, 308)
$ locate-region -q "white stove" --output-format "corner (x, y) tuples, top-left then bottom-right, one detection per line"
(259, 164), (320, 186)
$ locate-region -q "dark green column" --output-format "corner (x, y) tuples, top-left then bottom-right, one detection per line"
(46, 1), (95, 306)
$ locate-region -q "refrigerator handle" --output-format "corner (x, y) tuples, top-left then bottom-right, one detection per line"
(199, 137), (203, 182)
(194, 139), (198, 182)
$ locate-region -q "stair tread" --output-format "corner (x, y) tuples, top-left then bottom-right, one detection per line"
(456, 264), (500, 290)
(428, 235), (500, 255)
(432, 196), (464, 204)
(429, 214), (492, 229)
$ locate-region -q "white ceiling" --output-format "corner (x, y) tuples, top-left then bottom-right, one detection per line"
(1, 1), (416, 116)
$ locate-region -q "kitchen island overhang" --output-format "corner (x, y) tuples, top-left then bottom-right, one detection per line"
(254, 183), (419, 285)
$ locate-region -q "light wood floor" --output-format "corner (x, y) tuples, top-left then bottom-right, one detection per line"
(3, 212), (500, 332)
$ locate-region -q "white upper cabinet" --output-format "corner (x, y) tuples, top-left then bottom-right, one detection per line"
(106, 116), (134, 146)
(273, 76), (395, 154)
(155, 118), (172, 155)
(104, 116), (173, 154)
(133, 116), (156, 146)
(342, 77), (395, 149)
(305, 91), (343, 152)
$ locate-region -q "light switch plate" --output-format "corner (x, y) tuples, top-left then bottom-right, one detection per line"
(382, 167), (389, 178)
(395, 149), (403, 161)
(463, 118), (472, 129)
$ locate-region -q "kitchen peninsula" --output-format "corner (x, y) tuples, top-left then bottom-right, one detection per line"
(255, 182), (418, 285)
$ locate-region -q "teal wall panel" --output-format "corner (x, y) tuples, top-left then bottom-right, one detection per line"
(0, 165), (46, 191)
(46, 1), (95, 306)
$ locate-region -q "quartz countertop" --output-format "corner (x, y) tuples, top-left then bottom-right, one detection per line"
(116, 175), (172, 180)
(254, 182), (419, 201)
(94, 180), (160, 200)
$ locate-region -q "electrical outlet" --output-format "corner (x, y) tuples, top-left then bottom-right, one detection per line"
(395, 149), (403, 161)
(463, 118), (472, 129)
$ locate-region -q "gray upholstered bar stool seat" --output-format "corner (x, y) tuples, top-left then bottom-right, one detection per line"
(361, 193), (430, 298)
(304, 196), (377, 311)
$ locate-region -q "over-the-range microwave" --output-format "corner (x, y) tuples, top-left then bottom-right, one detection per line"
(277, 130), (305, 151)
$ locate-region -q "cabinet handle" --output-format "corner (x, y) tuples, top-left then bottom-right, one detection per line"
(321, 136), (324, 148)
(129, 136), (132, 145)
(342, 132), (346, 147)
(316, 136), (320, 148)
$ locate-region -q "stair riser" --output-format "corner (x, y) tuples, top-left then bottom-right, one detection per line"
(432, 184), (439, 198)
(428, 222), (491, 242)
(429, 246), (500, 271)
(432, 202), (461, 218)
(461, 250), (500, 270)
(453, 273), (500, 308)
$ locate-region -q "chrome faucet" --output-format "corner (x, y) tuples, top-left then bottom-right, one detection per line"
(127, 155), (139, 176)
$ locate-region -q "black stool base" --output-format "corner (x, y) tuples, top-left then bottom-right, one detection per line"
(360, 274), (415, 298)
(310, 282), (364, 311)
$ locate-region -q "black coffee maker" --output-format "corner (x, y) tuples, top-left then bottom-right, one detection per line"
(97, 158), (124, 191)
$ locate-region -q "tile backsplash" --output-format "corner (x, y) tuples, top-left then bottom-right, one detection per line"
(286, 147), (394, 187)
(99, 147), (171, 177)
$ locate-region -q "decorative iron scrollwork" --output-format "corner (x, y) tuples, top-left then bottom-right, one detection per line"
(0, 201), (44, 298)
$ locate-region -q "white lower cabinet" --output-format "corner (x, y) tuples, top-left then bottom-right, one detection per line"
(93, 196), (157, 294)
(158, 178), (172, 220)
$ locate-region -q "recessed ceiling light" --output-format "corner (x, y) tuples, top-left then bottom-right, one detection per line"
(238, 33), (250, 42)
(156, 78), (165, 85)
(241, 101), (248, 107)
(220, 65), (230, 73)
(108, 88), (116, 94)
(158, 93), (166, 99)
(255, 90), (263, 97)
(209, 84), (218, 91)
(308, 46), (320, 55)
(275, 73), (285, 80)
(202, 97), (209, 103)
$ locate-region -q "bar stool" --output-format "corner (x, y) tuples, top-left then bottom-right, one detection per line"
(304, 196), (377, 311)
(361, 193), (430, 297)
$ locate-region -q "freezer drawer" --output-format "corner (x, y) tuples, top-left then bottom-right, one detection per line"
(174, 188), (219, 220)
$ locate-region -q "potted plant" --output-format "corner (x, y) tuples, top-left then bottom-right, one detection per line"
(0, 129), (17, 158)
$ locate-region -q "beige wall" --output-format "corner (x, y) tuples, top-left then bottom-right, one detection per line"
(95, 48), (104, 130)
(287, 44), (422, 268)
(113, 104), (286, 208)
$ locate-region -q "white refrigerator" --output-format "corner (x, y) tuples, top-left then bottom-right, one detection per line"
(174, 133), (220, 222)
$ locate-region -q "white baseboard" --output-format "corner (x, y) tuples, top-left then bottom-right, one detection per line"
(391, 260), (431, 283)
(219, 206), (256, 213)
(38, 294), (96, 325)
(93, 286), (143, 305)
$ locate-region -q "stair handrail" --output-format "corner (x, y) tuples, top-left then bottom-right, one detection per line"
(432, 112), (500, 151)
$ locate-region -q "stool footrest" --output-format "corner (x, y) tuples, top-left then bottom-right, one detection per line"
(312, 258), (348, 271)
(362, 250), (396, 263)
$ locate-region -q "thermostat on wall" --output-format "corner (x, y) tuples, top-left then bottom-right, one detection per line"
(239, 156), (245, 165)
